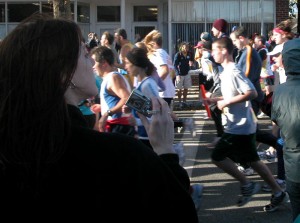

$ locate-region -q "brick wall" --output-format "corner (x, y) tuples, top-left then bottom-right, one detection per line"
(276, 0), (290, 24)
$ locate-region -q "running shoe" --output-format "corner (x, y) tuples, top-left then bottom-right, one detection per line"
(257, 150), (277, 162)
(257, 112), (268, 118)
(265, 150), (277, 162)
(262, 179), (286, 192)
(237, 182), (261, 206)
(263, 192), (289, 212)
(237, 166), (255, 176)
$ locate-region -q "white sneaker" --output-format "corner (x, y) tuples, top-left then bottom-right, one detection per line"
(237, 166), (255, 176)
(258, 148), (277, 162)
(173, 142), (185, 166)
(257, 112), (267, 118)
(265, 149), (277, 162)
(177, 126), (184, 133)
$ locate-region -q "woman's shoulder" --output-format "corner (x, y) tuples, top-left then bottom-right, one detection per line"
(139, 78), (159, 97)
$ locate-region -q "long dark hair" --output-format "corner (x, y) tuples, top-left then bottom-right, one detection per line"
(126, 47), (154, 76)
(0, 14), (82, 182)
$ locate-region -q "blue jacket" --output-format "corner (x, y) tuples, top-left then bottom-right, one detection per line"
(173, 51), (193, 76)
(235, 46), (264, 103)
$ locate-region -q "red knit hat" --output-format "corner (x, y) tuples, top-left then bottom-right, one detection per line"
(213, 19), (228, 33)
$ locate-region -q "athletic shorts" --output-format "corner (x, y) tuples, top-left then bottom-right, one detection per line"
(211, 133), (260, 164)
(175, 74), (192, 89)
(109, 124), (137, 137)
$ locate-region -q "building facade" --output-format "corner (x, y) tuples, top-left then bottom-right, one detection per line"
(0, 0), (289, 55)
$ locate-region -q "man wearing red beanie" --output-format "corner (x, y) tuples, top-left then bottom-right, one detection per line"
(206, 18), (228, 148)
(212, 18), (228, 38)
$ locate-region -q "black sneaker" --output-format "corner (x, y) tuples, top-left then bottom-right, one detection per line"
(264, 192), (289, 212)
(237, 182), (261, 206)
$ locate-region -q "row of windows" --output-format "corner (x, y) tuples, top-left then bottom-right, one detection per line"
(0, 1), (275, 23)
(0, 3), (158, 23)
(172, 0), (274, 23)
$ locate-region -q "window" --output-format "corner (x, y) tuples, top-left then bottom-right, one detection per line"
(8, 3), (39, 22)
(134, 26), (155, 41)
(97, 6), (120, 22)
(134, 6), (157, 22)
(77, 3), (89, 23)
(0, 3), (5, 22)
(206, 0), (240, 22)
(241, 0), (261, 22)
(241, 0), (274, 22)
(172, 1), (203, 22)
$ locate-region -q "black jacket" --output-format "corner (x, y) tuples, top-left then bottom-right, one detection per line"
(1, 105), (198, 222)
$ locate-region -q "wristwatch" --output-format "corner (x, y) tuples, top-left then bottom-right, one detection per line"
(107, 110), (113, 116)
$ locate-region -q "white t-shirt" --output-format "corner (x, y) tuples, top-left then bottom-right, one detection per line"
(149, 48), (176, 98)
(278, 67), (286, 84)
(220, 63), (257, 135)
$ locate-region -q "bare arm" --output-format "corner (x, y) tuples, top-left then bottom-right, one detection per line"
(107, 74), (131, 113)
(115, 45), (132, 70)
(158, 64), (169, 80)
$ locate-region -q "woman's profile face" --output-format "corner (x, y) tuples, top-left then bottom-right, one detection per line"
(100, 34), (107, 46)
(71, 43), (98, 98)
(273, 32), (285, 45)
(124, 58), (138, 77)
